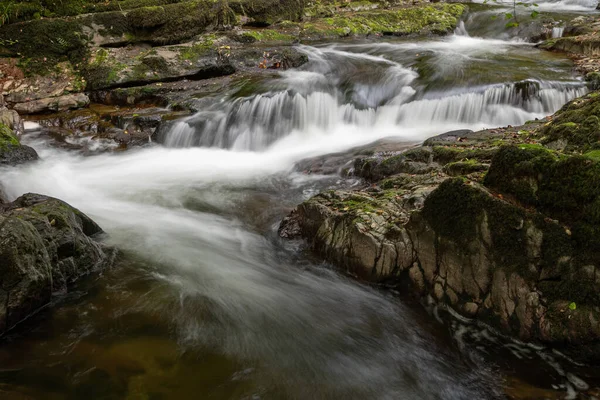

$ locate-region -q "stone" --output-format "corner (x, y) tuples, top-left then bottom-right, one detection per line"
(0, 123), (38, 166)
(0, 108), (24, 136)
(12, 93), (90, 115)
(279, 115), (600, 361)
(0, 193), (114, 335)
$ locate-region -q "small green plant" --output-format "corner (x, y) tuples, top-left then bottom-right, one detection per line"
(486, 0), (539, 28)
(0, 0), (14, 27)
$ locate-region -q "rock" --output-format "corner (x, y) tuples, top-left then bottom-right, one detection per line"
(540, 91), (600, 152)
(230, 0), (306, 26)
(0, 193), (114, 335)
(0, 123), (38, 166)
(280, 113), (600, 361)
(83, 42), (236, 91)
(0, 108), (24, 136)
(12, 93), (90, 115)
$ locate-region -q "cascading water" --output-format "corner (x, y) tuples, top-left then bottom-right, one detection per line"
(0, 2), (597, 399)
(552, 26), (565, 37)
(162, 40), (587, 152)
(472, 0), (598, 11)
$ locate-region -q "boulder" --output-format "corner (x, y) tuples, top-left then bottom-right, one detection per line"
(0, 193), (114, 335)
(0, 123), (38, 166)
(280, 107), (600, 361)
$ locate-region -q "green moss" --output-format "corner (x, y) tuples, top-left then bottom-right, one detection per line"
(541, 92), (600, 152)
(327, 192), (379, 215)
(0, 123), (20, 149)
(126, 0), (218, 44)
(443, 159), (487, 176)
(178, 35), (217, 60)
(485, 145), (600, 262)
(402, 147), (432, 163)
(84, 50), (128, 90)
(126, 5), (167, 28)
(0, 17), (88, 75)
(4, 0), (183, 24)
(240, 29), (296, 42)
(432, 145), (497, 164)
(301, 3), (465, 38)
(516, 143), (547, 150)
(585, 150), (600, 161)
(422, 178), (532, 273)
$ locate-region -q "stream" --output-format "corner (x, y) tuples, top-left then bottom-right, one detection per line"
(0, 1), (599, 399)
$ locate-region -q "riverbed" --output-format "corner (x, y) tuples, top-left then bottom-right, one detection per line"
(0, 1), (599, 399)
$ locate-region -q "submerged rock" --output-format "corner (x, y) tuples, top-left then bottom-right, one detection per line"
(0, 193), (114, 335)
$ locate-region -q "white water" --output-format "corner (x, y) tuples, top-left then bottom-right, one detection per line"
(163, 42), (586, 151)
(552, 26), (565, 38)
(472, 0), (598, 11)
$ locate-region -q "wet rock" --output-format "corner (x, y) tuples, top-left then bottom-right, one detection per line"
(12, 93), (90, 115)
(0, 193), (114, 335)
(0, 108), (25, 137)
(0, 123), (38, 166)
(280, 114), (600, 361)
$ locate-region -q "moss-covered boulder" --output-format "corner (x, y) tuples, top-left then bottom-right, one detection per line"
(300, 3), (466, 39)
(0, 123), (38, 166)
(0, 193), (114, 335)
(540, 92), (600, 152)
(484, 145), (600, 263)
(125, 0), (226, 44)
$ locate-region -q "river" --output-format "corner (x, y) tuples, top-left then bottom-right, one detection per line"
(0, 1), (598, 399)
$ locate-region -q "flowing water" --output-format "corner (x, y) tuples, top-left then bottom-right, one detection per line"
(0, 3), (599, 399)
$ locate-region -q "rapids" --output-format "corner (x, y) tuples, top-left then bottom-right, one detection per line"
(0, 3), (598, 399)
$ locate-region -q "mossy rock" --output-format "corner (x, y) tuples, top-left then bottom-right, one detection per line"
(431, 145), (497, 164)
(302, 3), (466, 38)
(540, 91), (600, 152)
(0, 123), (20, 148)
(422, 178), (531, 268)
(586, 72), (600, 90)
(0, 18), (87, 75)
(230, 0), (306, 25)
(485, 145), (600, 263)
(0, 123), (39, 165)
(126, 1), (221, 44)
(3, 0), (183, 25)
(443, 159), (488, 176)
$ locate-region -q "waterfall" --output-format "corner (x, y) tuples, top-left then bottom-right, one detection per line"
(471, 0), (598, 10)
(454, 21), (470, 37)
(162, 80), (586, 151)
(552, 27), (565, 38)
